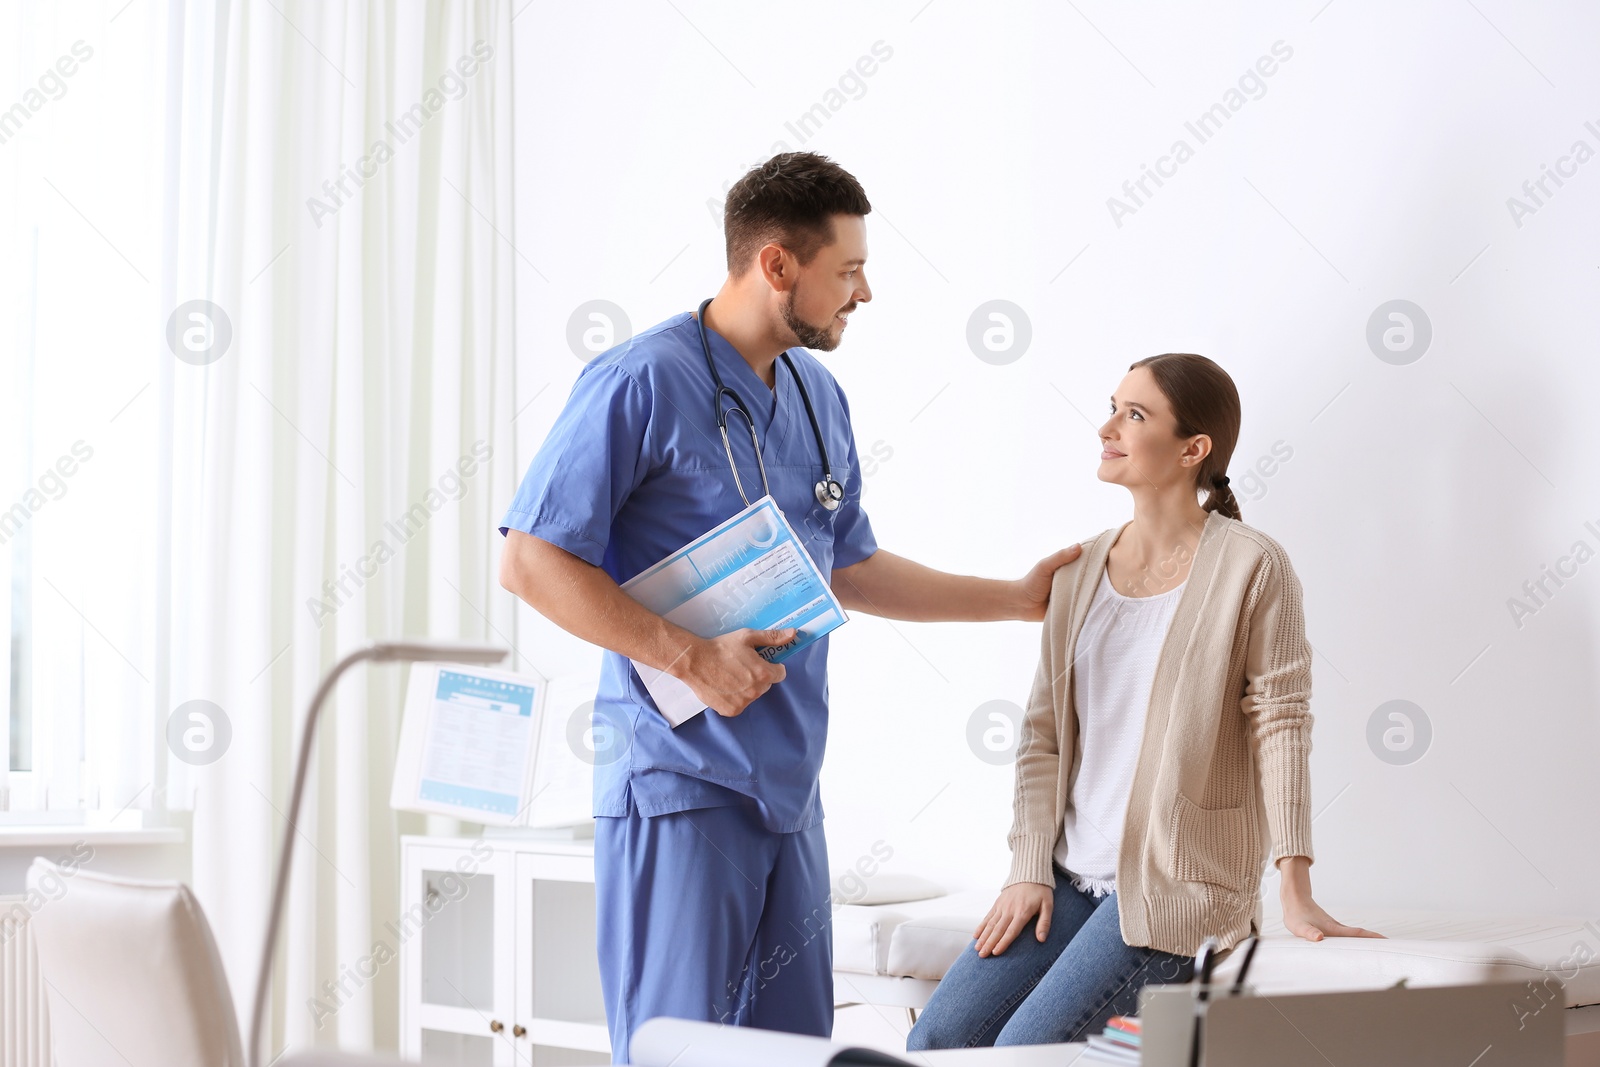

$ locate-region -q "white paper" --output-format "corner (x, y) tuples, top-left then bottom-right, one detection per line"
(620, 496), (848, 727)
(413, 667), (541, 823)
(631, 663), (708, 727)
(391, 661), (598, 828)
(524, 669), (602, 826)
(630, 1017), (914, 1067)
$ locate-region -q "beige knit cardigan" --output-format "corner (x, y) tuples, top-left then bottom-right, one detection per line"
(1006, 509), (1316, 955)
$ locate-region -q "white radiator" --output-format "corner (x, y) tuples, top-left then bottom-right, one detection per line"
(0, 896), (51, 1067)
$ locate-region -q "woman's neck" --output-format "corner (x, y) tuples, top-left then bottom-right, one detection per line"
(1117, 493), (1212, 569)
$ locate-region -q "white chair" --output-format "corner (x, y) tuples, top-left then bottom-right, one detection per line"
(25, 639), (506, 1067)
(26, 858), (247, 1067)
(26, 858), (410, 1067)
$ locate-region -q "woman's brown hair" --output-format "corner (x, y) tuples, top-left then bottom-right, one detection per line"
(1127, 353), (1242, 521)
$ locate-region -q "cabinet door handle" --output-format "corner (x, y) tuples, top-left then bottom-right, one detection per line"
(489, 1020), (504, 1034)
(512, 1024), (527, 1038)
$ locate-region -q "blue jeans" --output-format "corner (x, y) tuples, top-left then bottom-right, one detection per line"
(906, 863), (1195, 1049)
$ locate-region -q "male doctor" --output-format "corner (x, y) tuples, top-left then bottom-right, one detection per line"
(499, 152), (1079, 1062)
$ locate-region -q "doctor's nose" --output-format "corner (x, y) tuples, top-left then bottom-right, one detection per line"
(855, 275), (872, 304)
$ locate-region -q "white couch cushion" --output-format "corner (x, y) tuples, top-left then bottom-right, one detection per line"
(833, 889), (993, 978)
(1215, 906), (1600, 1008)
(833, 903), (912, 975)
(888, 910), (988, 981)
(832, 871), (946, 907)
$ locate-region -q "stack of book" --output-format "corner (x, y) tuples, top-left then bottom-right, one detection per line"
(1081, 1014), (1141, 1063)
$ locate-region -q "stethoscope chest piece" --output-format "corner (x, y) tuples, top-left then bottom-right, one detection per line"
(815, 477), (844, 511)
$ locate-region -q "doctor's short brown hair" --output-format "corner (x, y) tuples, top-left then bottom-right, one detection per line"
(722, 152), (872, 276)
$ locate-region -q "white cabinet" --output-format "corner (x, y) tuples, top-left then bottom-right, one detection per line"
(399, 834), (611, 1066)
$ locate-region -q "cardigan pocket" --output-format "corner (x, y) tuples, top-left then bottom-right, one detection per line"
(1167, 792), (1253, 894)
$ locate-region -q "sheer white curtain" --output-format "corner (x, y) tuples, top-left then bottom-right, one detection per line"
(164, 1), (518, 1055)
(2, 1), (171, 818)
(6, 0), (517, 1056)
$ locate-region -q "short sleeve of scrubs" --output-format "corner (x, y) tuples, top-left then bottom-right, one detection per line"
(499, 363), (652, 566)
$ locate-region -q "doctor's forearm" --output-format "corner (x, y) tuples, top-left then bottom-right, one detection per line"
(830, 550), (1028, 622)
(499, 531), (704, 675)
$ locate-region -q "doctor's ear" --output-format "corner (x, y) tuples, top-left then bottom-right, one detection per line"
(756, 242), (797, 290)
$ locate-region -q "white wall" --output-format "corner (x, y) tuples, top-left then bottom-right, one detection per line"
(508, 0), (1600, 918)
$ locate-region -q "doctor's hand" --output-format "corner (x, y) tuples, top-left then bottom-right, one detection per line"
(677, 628), (795, 717)
(1015, 546), (1083, 622)
(973, 882), (1054, 958)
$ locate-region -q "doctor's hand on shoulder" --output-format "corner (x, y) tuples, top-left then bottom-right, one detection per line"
(1017, 546), (1083, 622)
(972, 881), (1056, 958)
(677, 627), (797, 717)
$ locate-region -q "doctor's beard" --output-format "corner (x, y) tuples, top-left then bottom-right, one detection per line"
(781, 282), (847, 352)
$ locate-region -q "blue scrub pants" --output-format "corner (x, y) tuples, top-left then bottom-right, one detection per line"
(594, 800), (833, 1064)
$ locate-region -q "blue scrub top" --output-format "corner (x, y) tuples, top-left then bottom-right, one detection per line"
(499, 311), (878, 833)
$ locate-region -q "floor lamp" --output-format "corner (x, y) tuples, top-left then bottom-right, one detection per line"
(246, 640), (508, 1067)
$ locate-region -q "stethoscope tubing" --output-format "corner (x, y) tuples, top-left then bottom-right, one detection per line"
(696, 296), (844, 511)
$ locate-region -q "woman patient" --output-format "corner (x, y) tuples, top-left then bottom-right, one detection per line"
(907, 353), (1383, 1050)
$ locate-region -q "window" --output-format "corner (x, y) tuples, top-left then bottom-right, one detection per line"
(2, 2), (168, 815)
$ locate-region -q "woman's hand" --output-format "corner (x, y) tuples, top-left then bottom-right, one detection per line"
(1277, 856), (1386, 941)
(973, 882), (1054, 957)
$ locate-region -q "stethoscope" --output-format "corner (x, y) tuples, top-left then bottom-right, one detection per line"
(696, 297), (845, 512)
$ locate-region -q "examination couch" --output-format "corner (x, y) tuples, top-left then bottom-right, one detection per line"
(830, 875), (1600, 1061)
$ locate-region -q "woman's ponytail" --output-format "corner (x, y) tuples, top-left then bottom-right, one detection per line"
(1203, 471), (1241, 521)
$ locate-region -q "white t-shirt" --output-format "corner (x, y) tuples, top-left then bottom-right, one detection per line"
(1052, 568), (1188, 896)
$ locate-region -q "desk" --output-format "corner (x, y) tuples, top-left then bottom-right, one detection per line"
(915, 1043), (1091, 1063)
